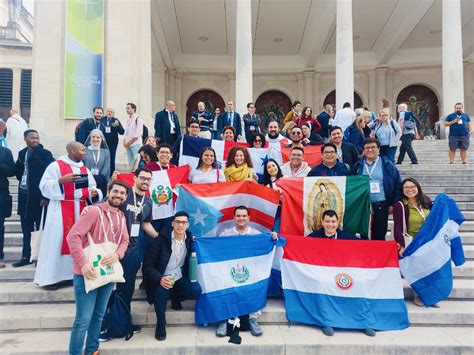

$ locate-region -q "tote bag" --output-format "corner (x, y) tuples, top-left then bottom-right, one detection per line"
(30, 208), (45, 262)
(83, 208), (125, 293)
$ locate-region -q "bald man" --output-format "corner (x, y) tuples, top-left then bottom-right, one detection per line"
(154, 101), (182, 145)
(34, 141), (102, 290)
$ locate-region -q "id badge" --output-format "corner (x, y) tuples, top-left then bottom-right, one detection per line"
(130, 223), (140, 237)
(20, 175), (27, 186)
(458, 119), (463, 124)
(370, 181), (381, 194)
(105, 126), (111, 133)
(91, 168), (99, 175)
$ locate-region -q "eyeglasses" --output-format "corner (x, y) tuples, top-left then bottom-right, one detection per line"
(323, 151), (336, 155)
(364, 146), (379, 150)
(174, 220), (189, 225)
(137, 176), (152, 182)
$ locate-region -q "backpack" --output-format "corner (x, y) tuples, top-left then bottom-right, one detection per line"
(74, 118), (94, 143)
(135, 116), (149, 142)
(101, 290), (133, 339)
(404, 113), (416, 130)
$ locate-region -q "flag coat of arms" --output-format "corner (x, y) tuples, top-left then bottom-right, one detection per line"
(281, 236), (409, 330)
(399, 193), (465, 307)
(194, 234), (279, 325)
(116, 167), (189, 220)
(175, 181), (280, 236)
(277, 176), (371, 236)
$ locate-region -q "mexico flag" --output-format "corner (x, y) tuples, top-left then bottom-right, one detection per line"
(277, 176), (371, 237)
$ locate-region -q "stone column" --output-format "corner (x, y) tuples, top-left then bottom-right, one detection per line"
(386, 70), (394, 107)
(235, 0), (253, 135)
(175, 72), (184, 128)
(336, 0), (354, 109)
(464, 63), (474, 115)
(442, 0), (464, 116)
(313, 73), (322, 111)
(11, 68), (22, 113)
(229, 74), (236, 102)
(167, 70), (176, 102)
(368, 70), (376, 111)
(375, 67), (388, 103)
(304, 71), (314, 108)
(297, 74), (304, 100)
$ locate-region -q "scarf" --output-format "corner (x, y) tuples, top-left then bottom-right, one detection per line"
(224, 163), (251, 182)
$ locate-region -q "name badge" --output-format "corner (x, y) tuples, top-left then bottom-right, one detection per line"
(250, 126), (255, 131)
(130, 223), (140, 237)
(105, 126), (111, 133)
(20, 175), (27, 186)
(91, 168), (99, 175)
(370, 181), (381, 194)
(458, 119), (463, 124)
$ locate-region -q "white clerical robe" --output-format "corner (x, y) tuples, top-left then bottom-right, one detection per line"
(34, 156), (103, 286)
(6, 114), (28, 160)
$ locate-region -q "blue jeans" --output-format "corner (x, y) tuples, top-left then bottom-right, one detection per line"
(116, 237), (144, 307)
(154, 277), (201, 331)
(69, 275), (114, 355)
(379, 145), (397, 163)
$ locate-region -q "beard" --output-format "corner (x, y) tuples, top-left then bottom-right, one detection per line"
(268, 132), (279, 139)
(108, 196), (124, 207)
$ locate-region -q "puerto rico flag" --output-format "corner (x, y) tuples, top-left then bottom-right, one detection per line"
(175, 181), (280, 236)
(277, 176), (371, 237)
(281, 236), (409, 330)
(116, 166), (190, 220)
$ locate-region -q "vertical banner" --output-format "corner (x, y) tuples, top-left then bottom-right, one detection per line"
(64, 0), (104, 119)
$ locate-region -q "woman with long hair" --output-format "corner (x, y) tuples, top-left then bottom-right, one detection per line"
(346, 115), (367, 154)
(297, 106), (322, 133)
(373, 108), (401, 162)
(261, 159), (282, 190)
(248, 133), (266, 148)
(189, 147), (225, 183)
(137, 145), (158, 168)
(224, 146), (257, 181)
(393, 178), (436, 307)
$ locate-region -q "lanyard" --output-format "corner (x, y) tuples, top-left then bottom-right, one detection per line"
(410, 203), (426, 221)
(364, 157), (379, 180)
(132, 190), (146, 221)
(104, 209), (122, 244)
(92, 149), (100, 166)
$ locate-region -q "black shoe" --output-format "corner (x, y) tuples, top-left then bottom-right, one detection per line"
(43, 280), (73, 291)
(171, 300), (182, 310)
(12, 258), (33, 268)
(411, 162), (418, 164)
(155, 325), (166, 341)
(396, 162), (402, 165)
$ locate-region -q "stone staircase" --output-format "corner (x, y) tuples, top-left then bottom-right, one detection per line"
(1, 140), (473, 354)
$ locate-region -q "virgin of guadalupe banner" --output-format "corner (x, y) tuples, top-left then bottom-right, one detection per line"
(64, 0), (104, 119)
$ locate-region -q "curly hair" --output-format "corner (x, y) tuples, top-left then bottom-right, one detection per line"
(225, 146), (253, 168)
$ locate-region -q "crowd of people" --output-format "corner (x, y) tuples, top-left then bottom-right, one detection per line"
(0, 99), (471, 354)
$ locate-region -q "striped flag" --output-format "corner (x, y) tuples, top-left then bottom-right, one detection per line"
(277, 176), (371, 237)
(195, 234), (280, 324)
(281, 236), (409, 330)
(399, 193), (465, 307)
(175, 181), (280, 236)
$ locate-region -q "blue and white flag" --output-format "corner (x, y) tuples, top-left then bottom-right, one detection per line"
(194, 234), (284, 325)
(399, 193), (465, 307)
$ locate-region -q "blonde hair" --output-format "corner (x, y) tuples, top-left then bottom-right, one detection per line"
(360, 110), (372, 122)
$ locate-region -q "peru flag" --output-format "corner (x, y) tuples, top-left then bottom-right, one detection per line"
(277, 176), (371, 237)
(175, 181), (280, 236)
(281, 236), (409, 330)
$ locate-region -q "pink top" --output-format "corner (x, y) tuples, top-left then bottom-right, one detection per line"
(124, 114), (143, 147)
(67, 202), (130, 275)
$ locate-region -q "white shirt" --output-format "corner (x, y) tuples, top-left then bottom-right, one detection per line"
(281, 161), (311, 177)
(219, 225), (259, 236)
(163, 232), (187, 281)
(333, 107), (356, 132)
(167, 110), (176, 134)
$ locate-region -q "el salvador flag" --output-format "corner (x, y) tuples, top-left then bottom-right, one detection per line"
(175, 187), (223, 236)
(194, 234), (286, 325)
(399, 193), (465, 307)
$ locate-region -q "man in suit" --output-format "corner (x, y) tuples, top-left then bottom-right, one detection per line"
(218, 101), (242, 141)
(143, 211), (202, 341)
(242, 102), (261, 139)
(0, 145), (15, 269)
(154, 101), (182, 146)
(12, 130), (54, 267)
(76, 106), (105, 144)
(329, 126), (359, 170)
(101, 108), (125, 174)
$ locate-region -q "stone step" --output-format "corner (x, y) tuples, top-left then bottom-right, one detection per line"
(1, 278), (472, 305)
(0, 299), (472, 333)
(1, 326), (473, 355)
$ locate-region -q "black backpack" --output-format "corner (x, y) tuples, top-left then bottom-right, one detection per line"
(135, 116), (149, 141)
(101, 291), (133, 340)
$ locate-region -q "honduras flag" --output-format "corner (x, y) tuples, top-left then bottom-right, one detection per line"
(194, 234), (285, 325)
(399, 193), (465, 307)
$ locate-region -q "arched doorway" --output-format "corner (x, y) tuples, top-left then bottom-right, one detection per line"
(185, 90), (225, 125)
(323, 90), (363, 109)
(396, 85), (439, 136)
(255, 90), (292, 131)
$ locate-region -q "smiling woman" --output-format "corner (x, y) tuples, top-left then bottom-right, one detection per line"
(188, 147), (226, 184)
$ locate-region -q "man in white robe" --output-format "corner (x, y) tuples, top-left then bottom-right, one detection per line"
(6, 110), (28, 160)
(34, 142), (102, 289)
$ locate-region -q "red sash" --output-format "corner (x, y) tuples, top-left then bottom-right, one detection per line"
(57, 160), (89, 255)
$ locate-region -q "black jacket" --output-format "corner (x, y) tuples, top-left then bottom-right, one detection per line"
(142, 227), (194, 304)
(76, 118), (104, 144)
(0, 146), (15, 194)
(154, 109), (182, 144)
(307, 228), (358, 240)
(15, 145), (55, 218)
(340, 142), (359, 170)
(101, 116), (125, 147)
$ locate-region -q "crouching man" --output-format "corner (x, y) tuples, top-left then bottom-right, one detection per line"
(142, 211), (202, 341)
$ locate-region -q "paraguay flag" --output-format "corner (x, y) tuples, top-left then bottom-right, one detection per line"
(195, 234), (284, 325)
(281, 236), (409, 330)
(399, 193), (465, 307)
(277, 176), (372, 237)
(175, 181), (280, 236)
